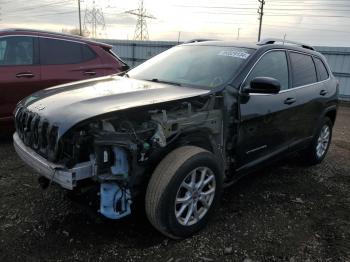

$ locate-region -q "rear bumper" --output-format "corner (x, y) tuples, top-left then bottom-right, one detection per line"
(13, 132), (93, 190)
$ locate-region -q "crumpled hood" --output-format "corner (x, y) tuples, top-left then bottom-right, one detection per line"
(17, 75), (210, 135)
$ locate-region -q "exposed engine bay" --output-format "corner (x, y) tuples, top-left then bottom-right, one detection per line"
(51, 95), (224, 219)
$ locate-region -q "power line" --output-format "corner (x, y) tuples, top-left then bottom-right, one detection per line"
(192, 11), (257, 16)
(6, 0), (73, 13)
(267, 3), (350, 8)
(264, 13), (350, 18)
(267, 0), (350, 2)
(173, 5), (257, 10)
(173, 4), (350, 12)
(3, 10), (76, 18)
(186, 9), (350, 19)
(263, 23), (350, 34)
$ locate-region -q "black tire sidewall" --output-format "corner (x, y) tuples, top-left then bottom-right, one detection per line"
(158, 151), (223, 238)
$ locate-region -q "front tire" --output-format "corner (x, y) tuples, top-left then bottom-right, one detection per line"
(145, 146), (223, 239)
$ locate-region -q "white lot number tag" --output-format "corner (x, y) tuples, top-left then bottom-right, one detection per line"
(218, 50), (250, 59)
(103, 150), (108, 163)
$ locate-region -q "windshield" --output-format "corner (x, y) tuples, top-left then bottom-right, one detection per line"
(128, 45), (254, 89)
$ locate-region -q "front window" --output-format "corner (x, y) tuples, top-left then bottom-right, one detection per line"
(128, 45), (254, 89)
(245, 51), (289, 90)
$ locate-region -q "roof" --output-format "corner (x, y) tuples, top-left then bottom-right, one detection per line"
(183, 40), (259, 49)
(182, 39), (321, 56)
(257, 38), (315, 51)
(0, 28), (112, 48)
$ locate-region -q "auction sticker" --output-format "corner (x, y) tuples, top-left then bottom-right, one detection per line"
(218, 50), (250, 59)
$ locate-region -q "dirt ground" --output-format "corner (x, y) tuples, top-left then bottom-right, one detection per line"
(0, 106), (349, 262)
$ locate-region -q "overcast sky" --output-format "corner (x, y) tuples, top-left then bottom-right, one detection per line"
(1, 0), (350, 46)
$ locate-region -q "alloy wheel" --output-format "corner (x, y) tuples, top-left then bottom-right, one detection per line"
(174, 167), (216, 226)
(316, 124), (330, 158)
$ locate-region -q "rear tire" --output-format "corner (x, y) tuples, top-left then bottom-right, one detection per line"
(145, 146), (223, 239)
(300, 117), (333, 166)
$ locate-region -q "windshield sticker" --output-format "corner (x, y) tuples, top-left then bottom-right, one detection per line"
(218, 50), (250, 59)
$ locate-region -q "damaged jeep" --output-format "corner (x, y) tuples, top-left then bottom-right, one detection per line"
(13, 39), (338, 238)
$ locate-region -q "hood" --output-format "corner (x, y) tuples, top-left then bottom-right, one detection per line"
(18, 75), (210, 136)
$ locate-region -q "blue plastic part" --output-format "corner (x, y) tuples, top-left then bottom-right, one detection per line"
(110, 147), (129, 176)
(100, 183), (131, 219)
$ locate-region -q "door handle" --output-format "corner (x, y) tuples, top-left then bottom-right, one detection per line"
(284, 97), (296, 105)
(320, 90), (328, 96)
(84, 71), (96, 76)
(16, 72), (34, 78)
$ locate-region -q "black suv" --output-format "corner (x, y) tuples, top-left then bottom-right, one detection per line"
(13, 38), (339, 239)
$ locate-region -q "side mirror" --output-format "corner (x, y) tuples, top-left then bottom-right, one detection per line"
(243, 77), (281, 94)
(121, 64), (130, 72)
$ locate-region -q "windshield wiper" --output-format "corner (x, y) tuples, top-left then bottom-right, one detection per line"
(146, 78), (182, 86)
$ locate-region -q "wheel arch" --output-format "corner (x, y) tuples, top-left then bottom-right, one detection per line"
(311, 105), (337, 138)
(134, 129), (223, 196)
(152, 128), (222, 170)
(324, 107), (337, 126)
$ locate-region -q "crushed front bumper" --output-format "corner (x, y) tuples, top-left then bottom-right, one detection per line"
(13, 132), (93, 190)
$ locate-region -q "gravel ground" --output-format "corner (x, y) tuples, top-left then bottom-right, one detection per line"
(0, 106), (349, 262)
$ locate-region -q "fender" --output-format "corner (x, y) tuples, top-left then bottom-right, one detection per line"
(313, 105), (338, 137)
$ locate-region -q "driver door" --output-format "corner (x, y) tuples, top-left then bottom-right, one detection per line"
(236, 50), (298, 169)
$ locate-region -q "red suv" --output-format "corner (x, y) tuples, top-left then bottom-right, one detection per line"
(0, 28), (128, 128)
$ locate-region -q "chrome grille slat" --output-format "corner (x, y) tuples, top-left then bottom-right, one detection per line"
(15, 108), (59, 162)
(24, 113), (33, 145)
(31, 115), (40, 150)
(39, 121), (49, 152)
(47, 125), (58, 161)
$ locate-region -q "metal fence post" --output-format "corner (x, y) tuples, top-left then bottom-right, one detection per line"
(132, 43), (136, 67)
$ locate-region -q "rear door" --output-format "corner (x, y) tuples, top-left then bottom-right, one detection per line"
(39, 37), (106, 88)
(288, 51), (325, 146)
(313, 56), (332, 112)
(237, 50), (298, 168)
(0, 35), (42, 121)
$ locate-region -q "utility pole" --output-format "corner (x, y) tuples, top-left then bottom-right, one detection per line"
(257, 0), (265, 42)
(78, 0), (82, 36)
(237, 28), (240, 40)
(177, 31), (181, 44)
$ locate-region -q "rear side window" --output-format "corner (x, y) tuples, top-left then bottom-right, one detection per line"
(314, 57), (329, 81)
(82, 45), (97, 61)
(289, 52), (317, 87)
(0, 40), (6, 61)
(246, 51), (289, 90)
(0, 36), (34, 66)
(40, 38), (96, 65)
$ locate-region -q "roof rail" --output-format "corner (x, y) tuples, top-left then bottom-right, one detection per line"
(257, 38), (315, 51)
(2, 28), (84, 40)
(0, 28), (113, 48)
(183, 38), (217, 44)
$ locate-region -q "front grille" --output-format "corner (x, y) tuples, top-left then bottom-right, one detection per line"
(15, 107), (59, 162)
